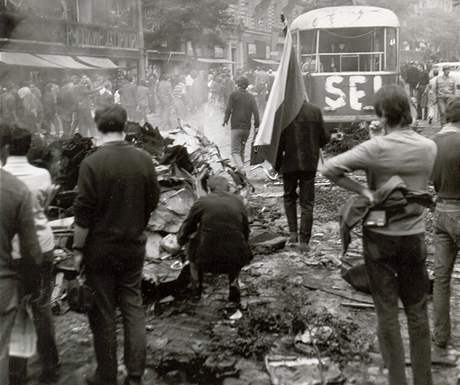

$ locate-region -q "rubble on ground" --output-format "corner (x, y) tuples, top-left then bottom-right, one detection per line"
(33, 122), (256, 302)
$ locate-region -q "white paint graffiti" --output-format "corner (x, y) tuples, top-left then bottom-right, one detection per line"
(325, 75), (383, 111)
(325, 76), (347, 110)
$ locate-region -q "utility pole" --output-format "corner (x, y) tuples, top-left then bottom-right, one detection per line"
(137, 0), (146, 82)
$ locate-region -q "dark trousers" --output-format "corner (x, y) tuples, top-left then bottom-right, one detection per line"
(190, 261), (240, 301)
(283, 171), (315, 243)
(75, 109), (95, 137)
(363, 229), (432, 385)
(1, 279), (18, 385)
(60, 114), (73, 138)
(10, 258), (59, 384)
(86, 255), (146, 385)
(33, 260), (59, 375)
(416, 88), (427, 120)
(433, 203), (460, 347)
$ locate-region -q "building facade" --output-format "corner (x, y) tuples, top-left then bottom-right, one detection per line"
(0, 0), (141, 77)
(141, 0), (314, 72)
(416, 0), (453, 11)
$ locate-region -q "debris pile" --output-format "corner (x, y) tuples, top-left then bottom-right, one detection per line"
(324, 121), (369, 155)
(206, 295), (372, 384)
(34, 123), (253, 300)
(292, 309), (371, 366)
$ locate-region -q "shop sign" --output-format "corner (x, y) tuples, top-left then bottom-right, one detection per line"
(66, 25), (138, 49)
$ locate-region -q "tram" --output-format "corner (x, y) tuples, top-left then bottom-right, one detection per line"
(290, 6), (400, 126)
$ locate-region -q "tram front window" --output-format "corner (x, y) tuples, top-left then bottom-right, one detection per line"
(300, 27), (390, 73)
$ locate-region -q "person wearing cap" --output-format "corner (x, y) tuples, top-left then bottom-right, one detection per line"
(72, 105), (160, 385)
(432, 98), (460, 351)
(177, 175), (251, 305)
(223, 76), (260, 170)
(435, 66), (457, 124)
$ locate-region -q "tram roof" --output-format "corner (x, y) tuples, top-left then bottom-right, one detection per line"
(290, 6), (400, 31)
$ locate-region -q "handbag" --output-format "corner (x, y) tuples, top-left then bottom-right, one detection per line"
(67, 269), (95, 314)
(9, 297), (37, 358)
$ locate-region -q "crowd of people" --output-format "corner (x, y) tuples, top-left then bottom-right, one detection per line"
(3, 57), (460, 385)
(401, 61), (458, 125)
(0, 65), (276, 141)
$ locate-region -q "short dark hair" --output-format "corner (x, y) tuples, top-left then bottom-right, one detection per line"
(445, 98), (460, 123)
(207, 175), (230, 192)
(0, 123), (11, 149)
(9, 126), (32, 156)
(94, 105), (127, 133)
(373, 85), (412, 127)
(236, 77), (249, 89)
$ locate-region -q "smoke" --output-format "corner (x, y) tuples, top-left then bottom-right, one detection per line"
(182, 103), (231, 159)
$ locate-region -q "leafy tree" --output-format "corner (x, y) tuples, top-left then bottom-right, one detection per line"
(143, 0), (231, 53)
(352, 0), (418, 16)
(401, 7), (459, 58)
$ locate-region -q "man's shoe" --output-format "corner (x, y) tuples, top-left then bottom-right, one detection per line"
(286, 232), (298, 247)
(229, 286), (241, 304)
(124, 376), (143, 385)
(85, 373), (117, 385)
(190, 287), (202, 302)
(39, 369), (60, 384)
(433, 340), (448, 350)
(299, 242), (310, 254)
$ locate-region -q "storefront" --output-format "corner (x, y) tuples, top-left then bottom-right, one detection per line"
(0, 8), (140, 82)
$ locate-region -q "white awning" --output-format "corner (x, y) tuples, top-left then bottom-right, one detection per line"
(76, 56), (118, 69)
(197, 58), (235, 64)
(36, 54), (93, 69)
(0, 52), (63, 68)
(252, 59), (279, 66)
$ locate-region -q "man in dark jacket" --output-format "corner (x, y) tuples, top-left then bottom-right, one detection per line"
(73, 105), (160, 385)
(432, 98), (460, 350)
(177, 176), (251, 304)
(223, 77), (260, 170)
(275, 101), (330, 251)
(406, 62), (420, 97)
(416, 65), (430, 120)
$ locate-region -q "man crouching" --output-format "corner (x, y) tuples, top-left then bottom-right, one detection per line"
(177, 176), (251, 304)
